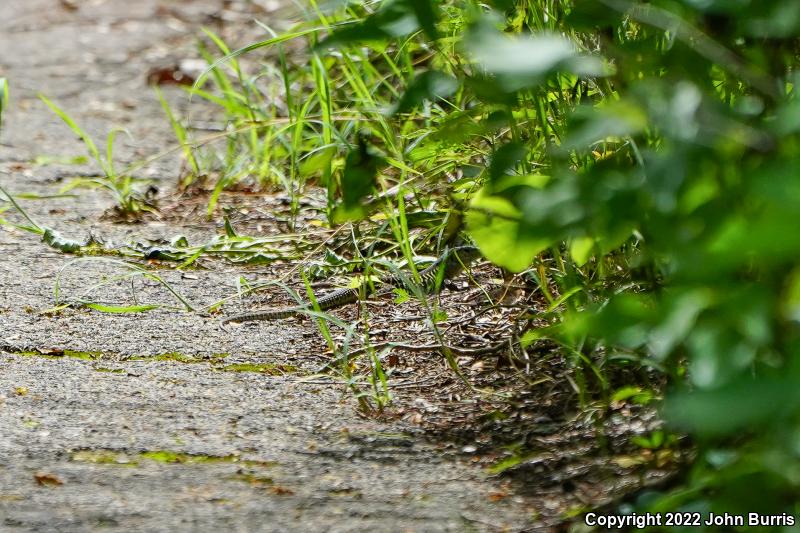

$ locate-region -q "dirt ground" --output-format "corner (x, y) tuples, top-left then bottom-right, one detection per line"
(0, 2), (667, 531)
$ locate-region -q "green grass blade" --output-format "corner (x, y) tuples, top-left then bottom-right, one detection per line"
(39, 94), (103, 170)
(156, 87), (200, 175)
(0, 182), (43, 232)
(84, 303), (160, 313)
(0, 78), (8, 133)
(194, 26), (333, 89)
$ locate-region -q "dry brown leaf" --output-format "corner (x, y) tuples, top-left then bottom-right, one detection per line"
(146, 65), (196, 87)
(488, 490), (509, 502)
(34, 473), (63, 487)
(59, 0), (78, 11)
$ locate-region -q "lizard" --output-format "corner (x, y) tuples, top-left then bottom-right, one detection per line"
(221, 245), (481, 326)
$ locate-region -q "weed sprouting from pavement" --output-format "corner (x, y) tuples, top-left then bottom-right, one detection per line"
(53, 257), (196, 312)
(39, 95), (155, 218)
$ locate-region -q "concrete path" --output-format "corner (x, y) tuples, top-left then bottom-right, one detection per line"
(0, 2), (546, 531)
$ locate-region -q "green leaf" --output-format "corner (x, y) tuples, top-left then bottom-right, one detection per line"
(487, 452), (541, 474)
(332, 135), (384, 222)
(317, 0), (420, 49)
(223, 216), (238, 238)
(465, 22), (606, 91)
(42, 228), (86, 253)
(156, 87), (199, 175)
(466, 209), (550, 272)
(408, 0), (440, 40)
(664, 378), (800, 438)
(466, 176), (555, 272)
(611, 386), (654, 405)
(300, 146), (337, 177)
(392, 71), (458, 115)
(0, 78), (8, 133)
(565, 3), (623, 30)
(562, 101), (648, 151)
(196, 26), (329, 88)
(170, 235), (190, 248)
(489, 142), (526, 185)
(393, 287), (410, 304)
(546, 286), (583, 313)
(432, 309), (448, 323)
(84, 303), (160, 314)
(569, 236), (595, 267)
(39, 94), (103, 170)
(32, 155), (89, 166)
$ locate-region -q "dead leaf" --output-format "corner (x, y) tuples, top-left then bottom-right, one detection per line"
(470, 360), (485, 371)
(34, 473), (63, 487)
(59, 0), (78, 11)
(613, 455), (647, 468)
(146, 65), (195, 87)
(488, 490), (509, 502)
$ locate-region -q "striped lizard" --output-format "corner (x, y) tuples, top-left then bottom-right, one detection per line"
(221, 245), (480, 326)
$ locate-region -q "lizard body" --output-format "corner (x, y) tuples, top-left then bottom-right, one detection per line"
(222, 246), (479, 325)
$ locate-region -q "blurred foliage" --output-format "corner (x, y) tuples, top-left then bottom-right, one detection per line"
(189, 0), (800, 520)
(0, 77), (8, 135)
